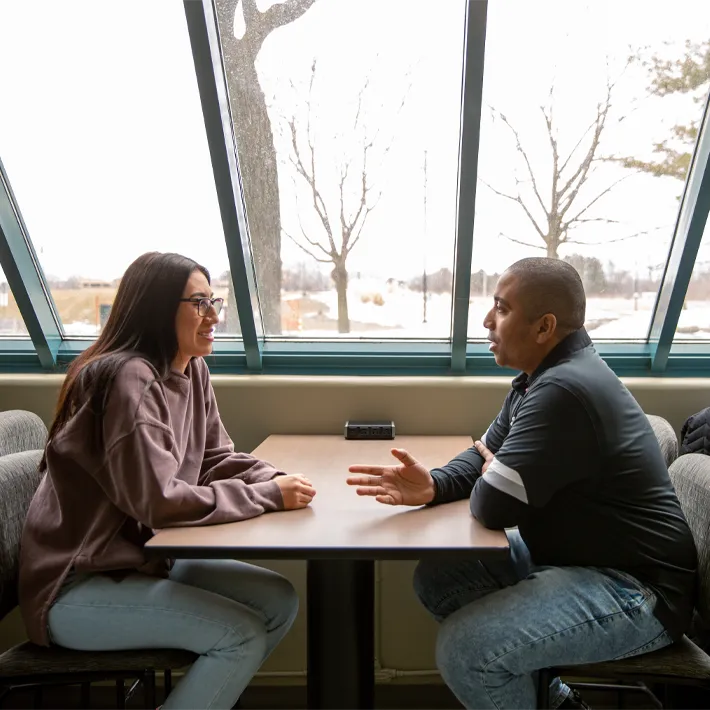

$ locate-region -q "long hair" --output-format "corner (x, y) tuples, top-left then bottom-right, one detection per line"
(40, 252), (210, 471)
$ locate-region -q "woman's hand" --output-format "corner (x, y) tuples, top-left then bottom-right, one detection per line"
(346, 448), (435, 506)
(274, 474), (316, 510)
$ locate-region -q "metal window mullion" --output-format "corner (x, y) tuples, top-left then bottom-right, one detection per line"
(183, 0), (262, 370)
(451, 0), (488, 373)
(0, 159), (61, 368)
(648, 89), (710, 373)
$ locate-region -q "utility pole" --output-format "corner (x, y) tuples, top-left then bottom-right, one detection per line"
(422, 149), (428, 324)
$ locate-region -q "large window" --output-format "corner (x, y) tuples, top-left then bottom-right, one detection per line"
(0, 0), (239, 337)
(0, 266), (28, 336)
(2, 0), (710, 374)
(215, 0), (465, 339)
(468, 0), (710, 341)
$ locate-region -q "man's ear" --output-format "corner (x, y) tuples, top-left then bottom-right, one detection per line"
(536, 314), (557, 344)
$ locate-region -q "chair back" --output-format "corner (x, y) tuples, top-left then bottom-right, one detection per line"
(669, 453), (710, 625)
(0, 452), (45, 622)
(0, 411), (47, 622)
(0, 410), (48, 458)
(646, 414), (679, 468)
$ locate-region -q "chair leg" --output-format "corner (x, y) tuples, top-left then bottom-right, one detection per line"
(32, 686), (43, 709)
(116, 679), (126, 709)
(164, 669), (172, 698)
(537, 669), (552, 709)
(143, 670), (156, 709)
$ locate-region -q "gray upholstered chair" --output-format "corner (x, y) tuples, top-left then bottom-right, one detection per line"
(647, 413), (680, 468)
(0, 410), (196, 709)
(538, 450), (710, 708)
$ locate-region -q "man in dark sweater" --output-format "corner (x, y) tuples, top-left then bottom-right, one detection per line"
(347, 257), (697, 710)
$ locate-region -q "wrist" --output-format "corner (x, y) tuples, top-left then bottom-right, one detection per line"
(423, 476), (437, 505)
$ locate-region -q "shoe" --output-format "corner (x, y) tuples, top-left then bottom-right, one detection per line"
(558, 688), (592, 709)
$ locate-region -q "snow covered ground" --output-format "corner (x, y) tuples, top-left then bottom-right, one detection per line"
(283, 286), (710, 341)
(11, 285), (707, 343)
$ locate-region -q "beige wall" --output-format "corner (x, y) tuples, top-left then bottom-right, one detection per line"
(2, 374), (710, 681)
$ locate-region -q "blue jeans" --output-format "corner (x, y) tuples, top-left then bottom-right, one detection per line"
(413, 531), (672, 709)
(47, 559), (299, 709)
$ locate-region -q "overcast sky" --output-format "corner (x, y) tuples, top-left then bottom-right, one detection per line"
(0, 0), (709, 288)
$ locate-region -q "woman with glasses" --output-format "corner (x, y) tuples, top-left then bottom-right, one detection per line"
(19, 252), (315, 709)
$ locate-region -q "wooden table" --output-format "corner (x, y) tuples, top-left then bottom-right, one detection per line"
(146, 435), (510, 709)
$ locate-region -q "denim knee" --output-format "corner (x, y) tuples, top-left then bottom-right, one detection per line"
(218, 612), (269, 660)
(435, 615), (480, 691)
(266, 575), (299, 631)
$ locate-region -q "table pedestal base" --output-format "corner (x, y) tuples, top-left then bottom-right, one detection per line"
(307, 559), (375, 709)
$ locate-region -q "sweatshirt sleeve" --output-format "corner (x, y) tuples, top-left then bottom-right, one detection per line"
(197, 361), (285, 486)
(470, 382), (599, 528)
(429, 393), (513, 504)
(93, 360), (283, 529)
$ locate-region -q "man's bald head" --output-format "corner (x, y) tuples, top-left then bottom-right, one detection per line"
(505, 257), (586, 334)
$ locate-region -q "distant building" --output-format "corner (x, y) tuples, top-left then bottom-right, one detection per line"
(80, 279), (113, 289)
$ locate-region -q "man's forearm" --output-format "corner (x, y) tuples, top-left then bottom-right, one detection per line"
(429, 447), (485, 504)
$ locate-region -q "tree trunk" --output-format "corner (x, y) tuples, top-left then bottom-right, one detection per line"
(546, 238), (559, 259)
(225, 55), (282, 335)
(332, 264), (350, 334)
(216, 2), (284, 336)
(225, 280), (241, 335)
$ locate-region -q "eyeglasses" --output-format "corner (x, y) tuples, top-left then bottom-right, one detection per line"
(179, 297), (224, 317)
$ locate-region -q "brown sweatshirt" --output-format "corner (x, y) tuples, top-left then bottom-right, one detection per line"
(19, 356), (285, 646)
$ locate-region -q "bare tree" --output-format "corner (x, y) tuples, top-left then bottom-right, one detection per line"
(279, 61), (406, 333)
(215, 0), (315, 335)
(480, 77), (652, 259)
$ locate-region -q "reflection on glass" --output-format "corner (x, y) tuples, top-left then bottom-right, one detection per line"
(215, 0), (464, 338)
(0, 1), (240, 338)
(468, 0), (710, 341)
(0, 266), (29, 336)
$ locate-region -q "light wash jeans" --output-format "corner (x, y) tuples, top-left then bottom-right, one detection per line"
(413, 531), (673, 710)
(47, 559), (299, 710)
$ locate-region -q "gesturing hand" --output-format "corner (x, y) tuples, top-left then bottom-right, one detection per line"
(346, 448), (435, 506)
(275, 474), (316, 510)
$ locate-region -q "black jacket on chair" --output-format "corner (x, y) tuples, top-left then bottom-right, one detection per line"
(681, 407), (710, 456)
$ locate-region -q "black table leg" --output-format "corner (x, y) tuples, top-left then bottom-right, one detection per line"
(307, 559), (375, 709)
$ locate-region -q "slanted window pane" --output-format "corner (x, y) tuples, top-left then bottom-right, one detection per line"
(673, 222), (710, 342)
(215, 0), (465, 338)
(0, 265), (29, 336)
(0, 1), (240, 338)
(468, 1), (710, 341)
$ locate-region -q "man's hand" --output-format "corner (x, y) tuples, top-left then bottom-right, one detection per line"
(346, 448), (435, 506)
(275, 474), (316, 510)
(473, 440), (494, 473)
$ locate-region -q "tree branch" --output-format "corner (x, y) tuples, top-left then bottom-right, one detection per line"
(480, 179), (546, 239)
(499, 232), (546, 250)
(244, 0), (316, 48)
(562, 172), (636, 228)
(287, 175), (334, 259)
(282, 228), (333, 263)
(557, 80), (612, 218)
(566, 227), (657, 246)
(495, 109), (548, 217)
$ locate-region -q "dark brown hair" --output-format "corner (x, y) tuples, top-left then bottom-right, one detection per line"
(40, 252), (210, 471)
